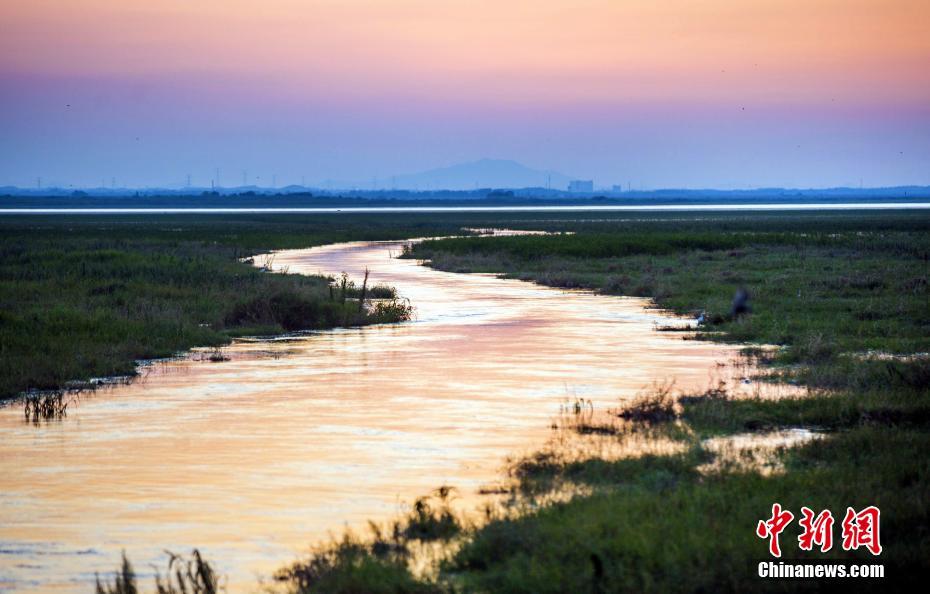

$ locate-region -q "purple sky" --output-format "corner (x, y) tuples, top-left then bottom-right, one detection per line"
(2, 1), (929, 189)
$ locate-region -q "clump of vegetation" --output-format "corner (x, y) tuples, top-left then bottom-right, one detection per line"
(367, 297), (415, 324)
(154, 550), (219, 594)
(328, 271), (397, 300)
(23, 391), (69, 422)
(275, 488), (462, 594)
(275, 533), (439, 594)
(96, 550), (219, 594)
(222, 287), (387, 331)
(401, 486), (462, 541)
(553, 396), (626, 436)
(95, 553), (137, 594)
(206, 347), (229, 362)
(614, 382), (678, 423)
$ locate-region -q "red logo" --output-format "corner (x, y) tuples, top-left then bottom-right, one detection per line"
(798, 507), (834, 553)
(756, 503), (794, 558)
(758, 504), (881, 557)
(841, 506), (882, 556)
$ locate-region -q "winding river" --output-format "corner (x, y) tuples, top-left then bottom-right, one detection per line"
(1, 237), (763, 592)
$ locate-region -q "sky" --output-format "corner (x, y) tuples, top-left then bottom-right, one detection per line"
(1, 0), (929, 189)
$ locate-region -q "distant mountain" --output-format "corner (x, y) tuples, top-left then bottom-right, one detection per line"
(391, 158), (573, 190)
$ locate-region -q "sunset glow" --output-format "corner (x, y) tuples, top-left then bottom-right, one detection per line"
(2, 0), (928, 187)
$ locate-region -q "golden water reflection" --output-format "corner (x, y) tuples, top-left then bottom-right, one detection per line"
(1, 238), (787, 592)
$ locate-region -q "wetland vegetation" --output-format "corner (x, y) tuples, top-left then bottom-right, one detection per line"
(0, 215), (464, 400)
(5, 210), (929, 591)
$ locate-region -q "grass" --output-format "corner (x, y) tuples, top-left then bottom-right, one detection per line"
(96, 550), (219, 594)
(0, 214), (465, 400)
(614, 381), (678, 423)
(274, 487), (463, 594)
(275, 535), (441, 594)
(22, 391), (70, 423)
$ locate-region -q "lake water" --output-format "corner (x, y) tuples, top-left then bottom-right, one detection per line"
(0, 237), (779, 592)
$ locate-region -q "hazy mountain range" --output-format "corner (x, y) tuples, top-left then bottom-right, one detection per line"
(388, 158), (573, 190)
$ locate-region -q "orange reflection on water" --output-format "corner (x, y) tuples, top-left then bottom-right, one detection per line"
(2, 238), (762, 592)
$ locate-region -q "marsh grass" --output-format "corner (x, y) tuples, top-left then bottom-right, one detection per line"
(96, 550), (219, 594)
(613, 381), (678, 424)
(95, 553), (137, 594)
(367, 297), (416, 324)
(327, 270), (397, 301)
(274, 488), (464, 594)
(23, 391), (69, 423)
(402, 487), (462, 541)
(274, 533), (442, 594)
(0, 214), (457, 400)
(154, 550), (220, 594)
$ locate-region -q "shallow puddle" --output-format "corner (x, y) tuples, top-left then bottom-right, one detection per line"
(699, 429), (824, 475)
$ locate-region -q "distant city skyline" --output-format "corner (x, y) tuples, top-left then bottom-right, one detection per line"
(2, 1), (929, 189)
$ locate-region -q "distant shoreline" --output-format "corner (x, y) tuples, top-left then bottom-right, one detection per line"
(3, 202), (930, 214)
(4, 190), (930, 211)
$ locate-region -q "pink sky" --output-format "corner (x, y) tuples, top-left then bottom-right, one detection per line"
(2, 0), (929, 188)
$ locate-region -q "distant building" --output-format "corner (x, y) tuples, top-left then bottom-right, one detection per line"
(568, 179), (594, 192)
(611, 185), (624, 192)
